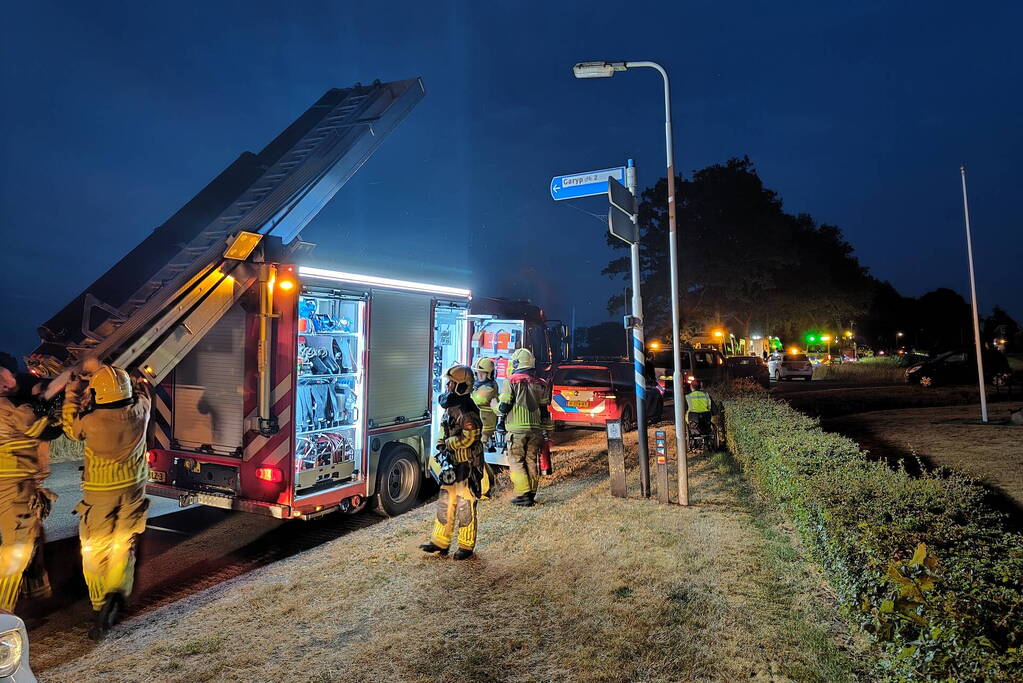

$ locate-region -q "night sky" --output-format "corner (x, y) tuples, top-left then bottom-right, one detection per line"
(2, 1), (1020, 358)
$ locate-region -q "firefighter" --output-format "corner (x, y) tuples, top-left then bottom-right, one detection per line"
(420, 365), (488, 560)
(62, 362), (151, 639)
(471, 357), (499, 447)
(0, 352), (58, 612)
(497, 348), (552, 507)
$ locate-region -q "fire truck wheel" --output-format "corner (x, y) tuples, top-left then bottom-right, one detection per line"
(620, 404), (636, 431)
(375, 444), (423, 517)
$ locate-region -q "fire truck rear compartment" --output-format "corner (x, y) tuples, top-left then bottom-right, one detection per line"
(294, 290), (366, 497)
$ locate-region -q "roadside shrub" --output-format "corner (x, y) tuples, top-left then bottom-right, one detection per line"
(724, 395), (1023, 681)
(709, 378), (768, 400)
(813, 362), (906, 384)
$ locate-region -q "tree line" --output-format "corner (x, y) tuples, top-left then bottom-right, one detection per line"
(576, 157), (1018, 357)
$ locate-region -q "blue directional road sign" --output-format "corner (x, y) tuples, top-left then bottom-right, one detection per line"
(550, 166), (626, 201)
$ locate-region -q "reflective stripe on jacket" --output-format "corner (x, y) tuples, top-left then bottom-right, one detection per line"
(499, 373), (553, 433)
(63, 390), (151, 492)
(435, 409), (483, 464)
(685, 390), (713, 414)
(0, 397), (49, 479)
(471, 381), (498, 432)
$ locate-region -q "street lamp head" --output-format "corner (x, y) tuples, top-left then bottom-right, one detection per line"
(572, 61), (626, 79)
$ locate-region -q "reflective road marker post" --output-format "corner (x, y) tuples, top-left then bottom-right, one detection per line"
(606, 419), (627, 498)
(655, 429), (669, 503)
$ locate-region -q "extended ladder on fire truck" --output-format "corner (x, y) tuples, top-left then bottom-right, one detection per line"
(29, 79), (424, 393)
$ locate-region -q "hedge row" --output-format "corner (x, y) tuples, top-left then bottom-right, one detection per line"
(723, 393), (1023, 681)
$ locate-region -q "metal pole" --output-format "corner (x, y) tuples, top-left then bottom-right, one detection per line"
(960, 166), (988, 423)
(626, 159), (650, 497)
(571, 307), (576, 358)
(626, 60), (688, 505)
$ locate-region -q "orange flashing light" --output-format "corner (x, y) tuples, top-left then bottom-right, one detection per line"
(277, 279), (295, 291)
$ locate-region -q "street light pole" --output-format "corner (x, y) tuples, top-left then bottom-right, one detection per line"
(960, 166), (988, 423)
(573, 59), (688, 504)
(627, 61), (688, 506)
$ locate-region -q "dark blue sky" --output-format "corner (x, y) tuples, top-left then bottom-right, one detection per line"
(2, 1), (1020, 357)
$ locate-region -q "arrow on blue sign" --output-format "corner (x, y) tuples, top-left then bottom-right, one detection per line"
(550, 166), (626, 201)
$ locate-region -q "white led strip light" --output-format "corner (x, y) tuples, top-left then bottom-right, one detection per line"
(298, 266), (471, 297)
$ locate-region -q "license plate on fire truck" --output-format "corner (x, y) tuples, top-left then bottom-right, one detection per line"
(149, 470), (166, 483)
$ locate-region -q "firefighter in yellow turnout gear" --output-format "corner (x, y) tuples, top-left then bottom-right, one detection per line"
(421, 365), (489, 560)
(62, 363), (151, 640)
(498, 348), (552, 506)
(471, 357), (499, 447)
(0, 354), (58, 612)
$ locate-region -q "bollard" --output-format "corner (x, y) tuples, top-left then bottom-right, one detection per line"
(606, 419), (627, 497)
(655, 429), (669, 503)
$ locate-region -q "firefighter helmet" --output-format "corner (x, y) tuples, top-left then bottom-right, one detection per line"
(510, 347), (535, 372)
(88, 365), (133, 405)
(444, 364), (474, 396)
(472, 357), (495, 379)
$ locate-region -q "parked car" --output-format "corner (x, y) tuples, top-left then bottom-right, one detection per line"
(0, 612), (34, 682)
(905, 348), (1012, 387)
(549, 359), (664, 430)
(725, 355), (770, 388)
(647, 347), (729, 393)
(767, 352), (813, 381)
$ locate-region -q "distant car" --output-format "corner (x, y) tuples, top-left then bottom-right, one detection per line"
(549, 360), (664, 430)
(647, 347), (728, 394)
(767, 352), (813, 381)
(725, 356), (770, 388)
(0, 612), (35, 682)
(905, 348), (1012, 388)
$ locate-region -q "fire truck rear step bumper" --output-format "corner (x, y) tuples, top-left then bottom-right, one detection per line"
(146, 483), (289, 519)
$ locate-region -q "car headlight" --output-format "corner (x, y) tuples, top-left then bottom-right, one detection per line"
(906, 366), (921, 374)
(0, 628), (23, 677)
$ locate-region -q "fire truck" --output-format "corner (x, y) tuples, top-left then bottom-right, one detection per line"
(27, 79), (567, 520)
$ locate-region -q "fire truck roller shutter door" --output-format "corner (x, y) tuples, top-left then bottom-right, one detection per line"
(367, 290), (433, 428)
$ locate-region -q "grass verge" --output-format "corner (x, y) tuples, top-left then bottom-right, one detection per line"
(724, 392), (1023, 681)
(40, 428), (869, 682)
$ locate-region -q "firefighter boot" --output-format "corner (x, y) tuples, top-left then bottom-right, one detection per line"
(510, 493), (534, 507)
(88, 592), (125, 641)
(419, 542), (448, 556)
(451, 547), (474, 561)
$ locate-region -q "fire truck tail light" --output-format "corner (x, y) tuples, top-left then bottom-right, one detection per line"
(256, 466), (283, 483)
(146, 450), (157, 465)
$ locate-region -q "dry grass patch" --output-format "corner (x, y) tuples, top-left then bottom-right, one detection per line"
(825, 401), (1023, 509)
(41, 429), (869, 682)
